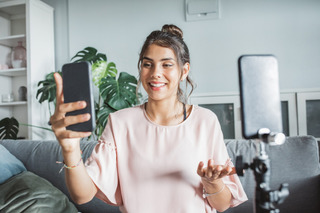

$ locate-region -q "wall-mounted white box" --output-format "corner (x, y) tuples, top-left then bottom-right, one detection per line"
(185, 0), (220, 22)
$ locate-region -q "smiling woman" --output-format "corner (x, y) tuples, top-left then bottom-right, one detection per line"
(50, 24), (247, 213)
(138, 24), (194, 104)
(137, 25), (195, 126)
(141, 45), (185, 101)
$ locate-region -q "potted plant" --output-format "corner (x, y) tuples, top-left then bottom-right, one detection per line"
(0, 117), (19, 139)
(36, 47), (139, 138)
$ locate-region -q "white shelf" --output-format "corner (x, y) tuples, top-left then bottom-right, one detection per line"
(0, 34), (26, 47)
(0, 101), (27, 106)
(0, 0), (25, 8)
(0, 1), (25, 17)
(0, 67), (26, 76)
(0, 0), (55, 140)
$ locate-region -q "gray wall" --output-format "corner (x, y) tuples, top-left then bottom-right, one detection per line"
(43, 0), (320, 94)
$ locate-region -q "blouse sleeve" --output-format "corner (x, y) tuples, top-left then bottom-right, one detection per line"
(222, 167), (248, 207)
(206, 115), (248, 211)
(216, 141), (248, 208)
(84, 115), (122, 206)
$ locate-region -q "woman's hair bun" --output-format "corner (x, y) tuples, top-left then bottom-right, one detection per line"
(161, 24), (183, 39)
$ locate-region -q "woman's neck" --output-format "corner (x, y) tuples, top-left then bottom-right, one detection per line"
(145, 99), (185, 126)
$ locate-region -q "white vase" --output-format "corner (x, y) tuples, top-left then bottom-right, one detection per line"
(11, 41), (26, 68)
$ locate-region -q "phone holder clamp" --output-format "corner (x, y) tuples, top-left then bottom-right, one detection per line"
(236, 128), (289, 213)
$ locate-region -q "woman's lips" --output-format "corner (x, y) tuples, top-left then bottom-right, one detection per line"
(149, 82), (166, 90)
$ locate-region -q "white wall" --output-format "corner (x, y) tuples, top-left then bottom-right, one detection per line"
(42, 0), (69, 71)
(45, 0), (320, 94)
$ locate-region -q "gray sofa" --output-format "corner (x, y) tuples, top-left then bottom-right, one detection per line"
(1, 135), (319, 213)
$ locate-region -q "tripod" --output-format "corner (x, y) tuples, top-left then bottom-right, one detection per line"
(236, 128), (289, 213)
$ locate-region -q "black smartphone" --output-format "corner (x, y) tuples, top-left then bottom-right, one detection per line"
(62, 61), (95, 132)
(238, 55), (283, 139)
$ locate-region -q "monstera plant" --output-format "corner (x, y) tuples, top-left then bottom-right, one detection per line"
(36, 47), (139, 138)
(0, 117), (19, 139)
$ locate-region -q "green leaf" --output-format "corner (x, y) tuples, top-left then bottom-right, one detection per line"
(19, 123), (53, 132)
(106, 62), (117, 77)
(0, 117), (19, 139)
(71, 47), (107, 64)
(99, 72), (138, 110)
(36, 72), (61, 104)
(92, 61), (118, 87)
(94, 104), (116, 138)
(96, 104), (116, 129)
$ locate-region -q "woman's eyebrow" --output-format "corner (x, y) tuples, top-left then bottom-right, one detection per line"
(142, 56), (153, 61)
(161, 57), (175, 61)
(142, 56), (175, 61)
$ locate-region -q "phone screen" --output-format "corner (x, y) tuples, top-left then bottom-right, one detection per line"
(238, 55), (283, 139)
(62, 61), (95, 132)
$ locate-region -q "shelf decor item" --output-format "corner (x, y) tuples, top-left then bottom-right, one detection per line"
(11, 41), (26, 68)
(18, 86), (27, 101)
(1, 93), (14, 103)
(0, 64), (9, 70)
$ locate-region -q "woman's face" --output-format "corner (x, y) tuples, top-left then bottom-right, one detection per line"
(140, 44), (189, 102)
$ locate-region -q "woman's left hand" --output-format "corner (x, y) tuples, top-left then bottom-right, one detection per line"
(197, 159), (233, 184)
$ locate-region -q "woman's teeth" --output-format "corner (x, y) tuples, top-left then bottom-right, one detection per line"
(150, 83), (165, 87)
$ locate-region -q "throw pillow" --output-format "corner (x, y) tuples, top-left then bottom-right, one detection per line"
(0, 171), (78, 213)
(0, 144), (26, 184)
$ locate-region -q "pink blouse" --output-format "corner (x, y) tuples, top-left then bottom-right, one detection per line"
(85, 104), (247, 213)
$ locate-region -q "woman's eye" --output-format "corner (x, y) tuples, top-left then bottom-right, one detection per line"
(143, 63), (152, 68)
(163, 64), (173, 68)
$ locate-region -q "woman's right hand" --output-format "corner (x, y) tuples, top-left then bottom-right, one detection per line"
(50, 72), (92, 153)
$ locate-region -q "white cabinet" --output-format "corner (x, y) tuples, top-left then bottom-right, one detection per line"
(280, 93), (298, 137)
(297, 92), (320, 139)
(190, 94), (241, 139)
(191, 90), (320, 140)
(0, 0), (55, 139)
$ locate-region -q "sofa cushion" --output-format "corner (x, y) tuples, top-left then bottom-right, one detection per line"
(0, 139), (121, 213)
(0, 144), (26, 184)
(0, 171), (78, 213)
(224, 135), (320, 213)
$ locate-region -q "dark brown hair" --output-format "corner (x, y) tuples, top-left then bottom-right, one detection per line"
(137, 24), (195, 103)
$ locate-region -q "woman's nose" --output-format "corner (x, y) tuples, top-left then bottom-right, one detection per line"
(151, 65), (162, 78)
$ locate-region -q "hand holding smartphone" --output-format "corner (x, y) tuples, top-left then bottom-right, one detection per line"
(62, 61), (96, 132)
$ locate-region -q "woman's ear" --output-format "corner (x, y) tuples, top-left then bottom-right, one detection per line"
(181, 63), (190, 81)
